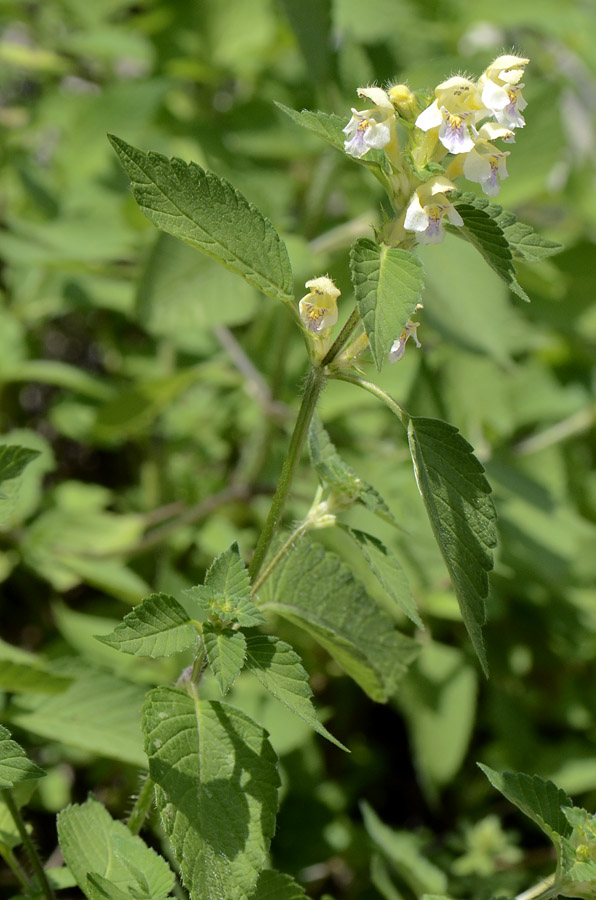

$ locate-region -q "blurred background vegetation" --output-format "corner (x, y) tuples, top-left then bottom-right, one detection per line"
(1, 0), (596, 897)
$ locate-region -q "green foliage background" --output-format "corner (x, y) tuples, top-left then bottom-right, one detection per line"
(1, 0), (596, 897)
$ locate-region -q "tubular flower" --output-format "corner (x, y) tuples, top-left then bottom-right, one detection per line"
(404, 175), (463, 244)
(343, 87), (396, 159)
(462, 122), (513, 195)
(415, 76), (484, 154)
(388, 319), (421, 363)
(299, 276), (340, 334)
(478, 54), (529, 128)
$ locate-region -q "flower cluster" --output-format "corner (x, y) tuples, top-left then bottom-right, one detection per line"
(343, 55), (529, 246)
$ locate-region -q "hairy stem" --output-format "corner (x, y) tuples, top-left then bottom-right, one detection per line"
(248, 367), (325, 581)
(126, 775), (155, 836)
(3, 789), (55, 900)
(321, 306), (361, 366)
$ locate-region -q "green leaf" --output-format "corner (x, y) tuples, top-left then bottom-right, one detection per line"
(0, 780), (39, 849)
(257, 537), (420, 701)
(185, 543), (265, 627)
(0, 724), (45, 788)
(362, 801), (448, 895)
(203, 624), (247, 694)
(406, 417), (497, 675)
(308, 417), (398, 526)
(343, 528), (421, 628)
(249, 869), (308, 899)
(10, 666), (147, 766)
(479, 764), (573, 843)
(244, 634), (346, 750)
(0, 444), (40, 493)
(451, 200), (529, 301)
(96, 593), (198, 658)
(0, 659), (71, 695)
(454, 193), (562, 262)
(142, 686), (280, 900)
(57, 795), (174, 900)
(108, 134), (293, 305)
(350, 239), (424, 370)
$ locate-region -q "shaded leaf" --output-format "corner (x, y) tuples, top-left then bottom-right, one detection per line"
(143, 686), (280, 900)
(0, 659), (71, 695)
(250, 869), (308, 899)
(479, 764), (572, 843)
(245, 634), (346, 750)
(203, 624), (247, 694)
(258, 538), (419, 701)
(0, 444), (40, 492)
(350, 239), (424, 370)
(108, 134), (293, 304)
(0, 724), (45, 788)
(96, 593), (197, 658)
(455, 193), (562, 262)
(406, 416), (496, 674)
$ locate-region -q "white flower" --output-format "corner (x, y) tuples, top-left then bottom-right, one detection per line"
(415, 76), (484, 154)
(462, 122), (513, 195)
(404, 175), (463, 244)
(299, 276), (340, 334)
(388, 320), (421, 363)
(479, 54), (529, 129)
(343, 86), (395, 159)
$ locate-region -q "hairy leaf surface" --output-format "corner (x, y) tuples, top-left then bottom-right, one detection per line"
(185, 543), (265, 627)
(479, 764), (573, 842)
(245, 634), (346, 749)
(203, 624), (247, 694)
(406, 417), (496, 674)
(351, 239), (424, 370)
(108, 135), (293, 304)
(257, 538), (419, 701)
(143, 687), (279, 900)
(58, 795), (174, 900)
(96, 593), (197, 658)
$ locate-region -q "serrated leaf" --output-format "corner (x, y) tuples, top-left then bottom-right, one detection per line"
(96, 593), (197, 658)
(250, 869), (308, 899)
(0, 724), (45, 788)
(0, 659), (71, 694)
(57, 795), (174, 900)
(362, 801), (448, 895)
(0, 444), (40, 489)
(451, 200), (529, 301)
(350, 239), (424, 370)
(257, 538), (419, 701)
(108, 134), (293, 304)
(203, 624), (246, 695)
(479, 764), (573, 843)
(308, 417), (397, 526)
(185, 543), (265, 627)
(142, 686), (280, 900)
(343, 527), (421, 627)
(406, 416), (496, 675)
(11, 666), (146, 766)
(454, 193), (562, 262)
(244, 634), (346, 750)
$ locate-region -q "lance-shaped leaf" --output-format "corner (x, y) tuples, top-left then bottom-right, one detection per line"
(96, 593), (198, 658)
(454, 193), (562, 262)
(203, 624), (246, 695)
(244, 634), (346, 750)
(342, 527), (421, 628)
(0, 725), (45, 788)
(185, 543), (265, 627)
(57, 795), (174, 900)
(350, 239), (423, 370)
(406, 417), (496, 675)
(308, 417), (397, 526)
(479, 764), (572, 844)
(451, 200), (529, 301)
(249, 869), (308, 899)
(108, 135), (293, 305)
(257, 538), (419, 702)
(143, 687), (279, 900)
(0, 444), (40, 492)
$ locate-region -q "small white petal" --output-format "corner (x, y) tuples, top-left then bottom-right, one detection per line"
(364, 121), (391, 149)
(357, 86), (393, 111)
(481, 80), (510, 112)
(415, 100), (443, 131)
(404, 193), (429, 232)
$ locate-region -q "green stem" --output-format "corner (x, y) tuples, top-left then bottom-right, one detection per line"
(2, 789), (55, 900)
(321, 306), (361, 367)
(248, 368), (325, 581)
(0, 845), (31, 892)
(251, 520), (308, 598)
(126, 775), (155, 835)
(332, 371), (408, 427)
(515, 874), (558, 900)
